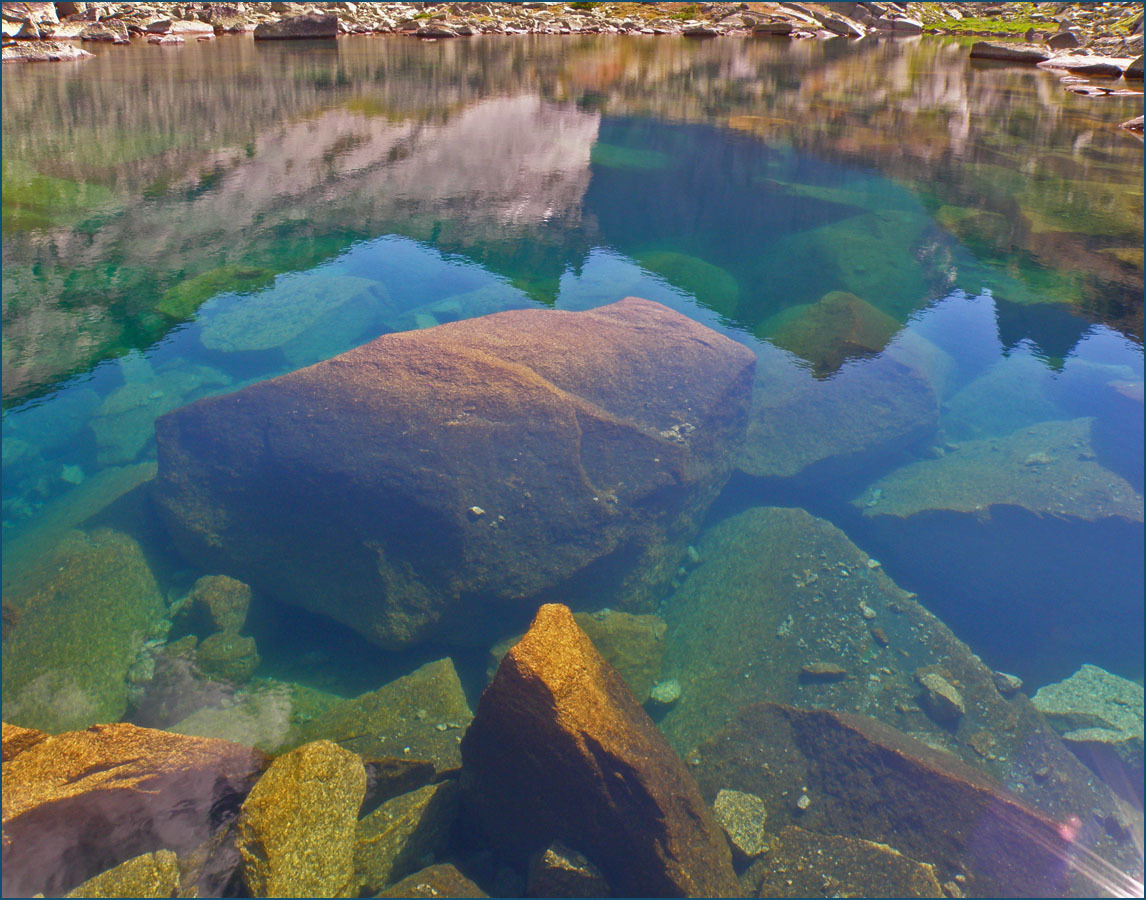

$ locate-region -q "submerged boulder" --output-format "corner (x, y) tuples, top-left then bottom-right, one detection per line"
(1032, 665), (1144, 802)
(286, 657), (473, 772)
(2, 723), (265, 898)
(460, 604), (739, 897)
(655, 506), (1138, 883)
(761, 290), (900, 377)
(692, 704), (1075, 897)
(155, 298), (755, 649)
(743, 827), (943, 898)
(2, 528), (167, 733)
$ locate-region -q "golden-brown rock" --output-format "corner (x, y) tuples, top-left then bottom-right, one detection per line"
(460, 604), (739, 898)
(2, 722), (265, 898)
(378, 863), (487, 898)
(64, 850), (181, 899)
(1, 722), (47, 761)
(236, 739), (365, 898)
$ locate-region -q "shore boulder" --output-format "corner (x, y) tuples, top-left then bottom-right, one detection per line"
(460, 604), (739, 898)
(253, 12), (338, 40)
(155, 298), (755, 648)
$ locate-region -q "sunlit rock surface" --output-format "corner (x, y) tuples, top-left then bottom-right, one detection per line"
(2, 722), (264, 898)
(155, 298), (754, 648)
(461, 604), (739, 898)
(64, 850), (181, 899)
(236, 739), (365, 898)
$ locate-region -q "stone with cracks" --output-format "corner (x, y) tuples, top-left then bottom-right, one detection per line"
(155, 298), (754, 649)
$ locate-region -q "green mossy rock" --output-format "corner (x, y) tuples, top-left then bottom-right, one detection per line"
(590, 142), (673, 171)
(761, 290), (900, 376)
(157, 265), (275, 321)
(182, 574), (253, 635)
(237, 740), (366, 898)
(287, 658), (473, 772)
(354, 780), (461, 894)
(195, 631), (260, 684)
(2, 528), (166, 733)
(64, 850), (181, 899)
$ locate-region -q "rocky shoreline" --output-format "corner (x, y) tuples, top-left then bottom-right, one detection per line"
(2, 1), (1144, 54)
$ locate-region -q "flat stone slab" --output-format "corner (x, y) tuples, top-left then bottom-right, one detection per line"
(856, 418), (1143, 524)
(2, 39), (92, 61)
(1038, 54), (1135, 77)
(970, 41), (1051, 64)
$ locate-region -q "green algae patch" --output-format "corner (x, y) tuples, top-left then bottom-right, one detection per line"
(637, 250), (740, 318)
(761, 290), (900, 377)
(590, 142), (673, 171)
(157, 265), (276, 320)
(2, 160), (115, 232)
(2, 528), (167, 733)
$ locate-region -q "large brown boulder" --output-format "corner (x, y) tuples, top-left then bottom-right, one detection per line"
(2, 723), (265, 898)
(460, 604), (739, 898)
(155, 298), (755, 648)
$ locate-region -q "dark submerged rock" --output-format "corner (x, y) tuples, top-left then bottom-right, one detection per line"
(691, 704), (1074, 897)
(155, 298), (755, 649)
(741, 826), (943, 898)
(460, 603), (740, 898)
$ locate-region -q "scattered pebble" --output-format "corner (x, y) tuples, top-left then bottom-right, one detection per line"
(871, 626), (890, 647)
(467, 505), (485, 519)
(866, 558), (881, 569)
(795, 792), (811, 811)
(800, 662), (847, 681)
(648, 678), (682, 707)
(859, 601), (877, 620)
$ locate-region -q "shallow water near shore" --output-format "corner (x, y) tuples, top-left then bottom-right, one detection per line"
(3, 31), (1144, 896)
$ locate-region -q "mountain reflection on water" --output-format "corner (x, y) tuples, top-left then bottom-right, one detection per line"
(1, 31), (1144, 898)
(3, 35), (1142, 405)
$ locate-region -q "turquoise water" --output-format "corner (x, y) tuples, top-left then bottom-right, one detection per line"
(2, 33), (1143, 897)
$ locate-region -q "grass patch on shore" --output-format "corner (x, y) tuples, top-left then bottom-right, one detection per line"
(931, 16), (1043, 35)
